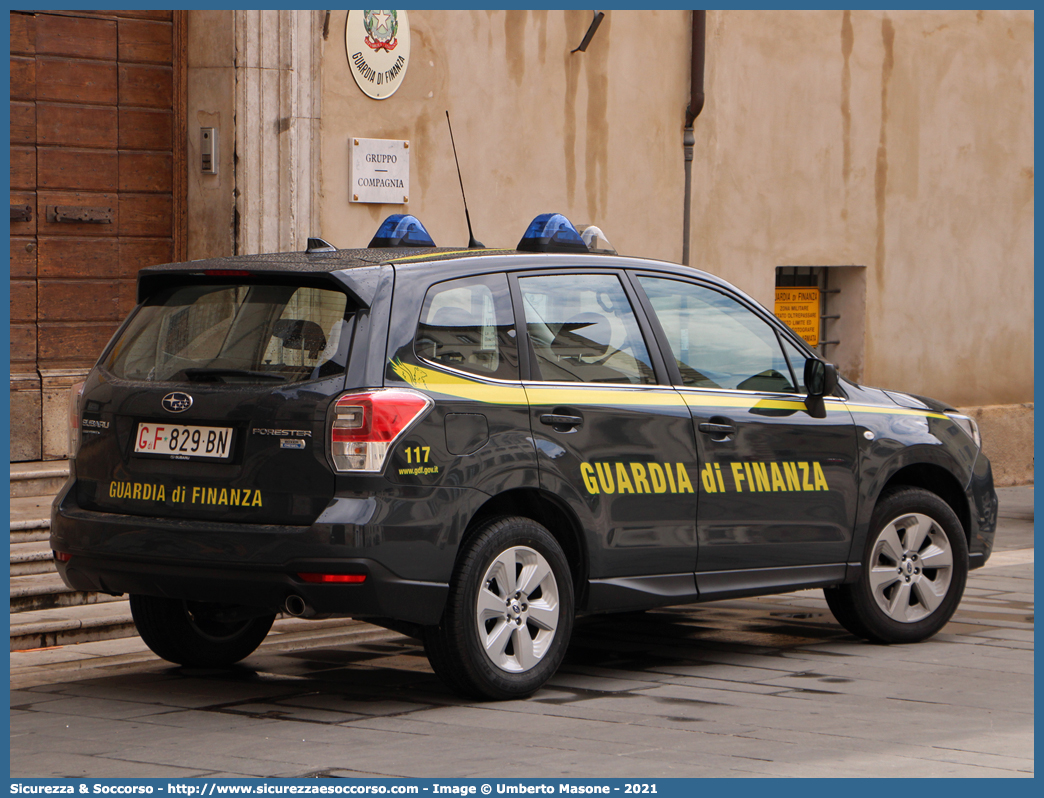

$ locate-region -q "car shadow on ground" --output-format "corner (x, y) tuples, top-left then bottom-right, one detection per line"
(54, 599), (856, 719)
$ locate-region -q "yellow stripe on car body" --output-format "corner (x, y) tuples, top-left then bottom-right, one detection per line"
(391, 360), (949, 420)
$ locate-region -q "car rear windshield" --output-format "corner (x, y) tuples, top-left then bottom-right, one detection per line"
(103, 282), (353, 384)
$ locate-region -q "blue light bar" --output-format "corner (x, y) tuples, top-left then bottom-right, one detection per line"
(517, 213), (589, 254)
(368, 214), (436, 248)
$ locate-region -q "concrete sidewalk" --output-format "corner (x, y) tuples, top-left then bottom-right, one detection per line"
(10, 487), (1033, 778)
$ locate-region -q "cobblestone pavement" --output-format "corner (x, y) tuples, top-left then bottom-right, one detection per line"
(10, 489), (1033, 778)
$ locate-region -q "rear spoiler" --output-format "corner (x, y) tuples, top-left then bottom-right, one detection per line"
(136, 265), (383, 308)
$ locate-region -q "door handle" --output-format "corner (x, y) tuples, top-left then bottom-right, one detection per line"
(540, 413), (583, 428)
(698, 422), (735, 438)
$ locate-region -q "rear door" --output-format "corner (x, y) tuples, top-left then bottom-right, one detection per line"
(381, 268), (535, 496)
(513, 270), (700, 600)
(75, 276), (358, 526)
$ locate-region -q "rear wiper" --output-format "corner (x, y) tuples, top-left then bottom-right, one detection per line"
(177, 368), (289, 383)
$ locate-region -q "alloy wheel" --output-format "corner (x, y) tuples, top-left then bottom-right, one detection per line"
(868, 512), (954, 623)
(474, 545), (561, 672)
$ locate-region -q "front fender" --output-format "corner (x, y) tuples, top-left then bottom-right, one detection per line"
(847, 408), (978, 566)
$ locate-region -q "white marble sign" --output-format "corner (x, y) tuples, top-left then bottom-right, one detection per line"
(349, 137), (410, 204)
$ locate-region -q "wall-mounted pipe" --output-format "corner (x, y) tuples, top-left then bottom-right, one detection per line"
(682, 10), (706, 266)
(572, 10), (605, 53)
(686, 11), (707, 128)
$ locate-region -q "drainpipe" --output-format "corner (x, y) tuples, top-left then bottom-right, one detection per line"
(682, 10), (706, 266)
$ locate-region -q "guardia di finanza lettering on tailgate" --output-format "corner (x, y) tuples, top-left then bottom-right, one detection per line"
(109, 481), (263, 507)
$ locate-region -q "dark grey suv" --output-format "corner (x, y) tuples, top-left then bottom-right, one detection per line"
(52, 213), (998, 699)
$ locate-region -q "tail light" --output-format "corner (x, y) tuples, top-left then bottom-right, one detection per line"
(68, 381), (85, 457)
(330, 388), (432, 472)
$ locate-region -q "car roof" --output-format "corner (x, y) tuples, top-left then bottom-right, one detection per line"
(138, 246), (732, 290)
(133, 244), (796, 352)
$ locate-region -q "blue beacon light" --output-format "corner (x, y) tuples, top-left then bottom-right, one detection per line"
(368, 214), (437, 248)
(516, 213), (590, 254)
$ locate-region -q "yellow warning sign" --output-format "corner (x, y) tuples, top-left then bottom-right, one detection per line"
(774, 287), (820, 347)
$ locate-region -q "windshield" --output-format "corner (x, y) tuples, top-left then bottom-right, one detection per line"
(103, 283), (353, 384)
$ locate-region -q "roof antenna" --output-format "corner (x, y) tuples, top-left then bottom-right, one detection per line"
(446, 110), (484, 248)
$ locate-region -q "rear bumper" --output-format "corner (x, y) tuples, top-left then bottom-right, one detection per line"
(50, 482), (457, 625)
(55, 553), (446, 624)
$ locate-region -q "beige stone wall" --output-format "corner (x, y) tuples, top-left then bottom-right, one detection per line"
(319, 9), (1033, 413)
(319, 10), (692, 261)
(186, 10), (237, 259)
(959, 403), (1035, 487)
(187, 10), (322, 259)
(690, 10), (1034, 408)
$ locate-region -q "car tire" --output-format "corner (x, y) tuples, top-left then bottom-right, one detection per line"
(824, 487), (968, 644)
(423, 516), (574, 700)
(130, 595), (275, 668)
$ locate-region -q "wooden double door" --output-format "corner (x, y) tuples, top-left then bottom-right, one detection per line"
(9, 10), (185, 460)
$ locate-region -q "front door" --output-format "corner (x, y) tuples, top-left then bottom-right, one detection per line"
(513, 271), (700, 607)
(633, 274), (859, 588)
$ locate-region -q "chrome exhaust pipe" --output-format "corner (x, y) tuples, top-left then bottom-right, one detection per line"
(284, 594), (310, 617)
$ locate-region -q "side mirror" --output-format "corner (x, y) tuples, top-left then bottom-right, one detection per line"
(804, 359), (838, 398)
(801, 359), (835, 396)
(803, 360), (838, 418)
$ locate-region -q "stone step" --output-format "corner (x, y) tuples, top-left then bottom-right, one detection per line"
(11, 527), (50, 545)
(11, 493), (54, 548)
(11, 541), (56, 576)
(11, 600), (135, 652)
(10, 572), (124, 613)
(11, 461), (69, 499)
(10, 494), (54, 535)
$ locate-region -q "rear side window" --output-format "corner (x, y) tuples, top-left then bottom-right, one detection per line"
(104, 283), (353, 384)
(518, 273), (656, 385)
(415, 273), (519, 380)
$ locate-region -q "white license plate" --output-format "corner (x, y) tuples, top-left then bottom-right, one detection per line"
(134, 423), (234, 460)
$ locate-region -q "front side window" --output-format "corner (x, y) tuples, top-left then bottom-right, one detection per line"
(780, 336), (812, 394)
(104, 283), (352, 383)
(638, 276), (796, 393)
(518, 273), (655, 385)
(415, 273), (518, 380)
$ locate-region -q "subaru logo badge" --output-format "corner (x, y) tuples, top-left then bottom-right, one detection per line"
(161, 392), (193, 413)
